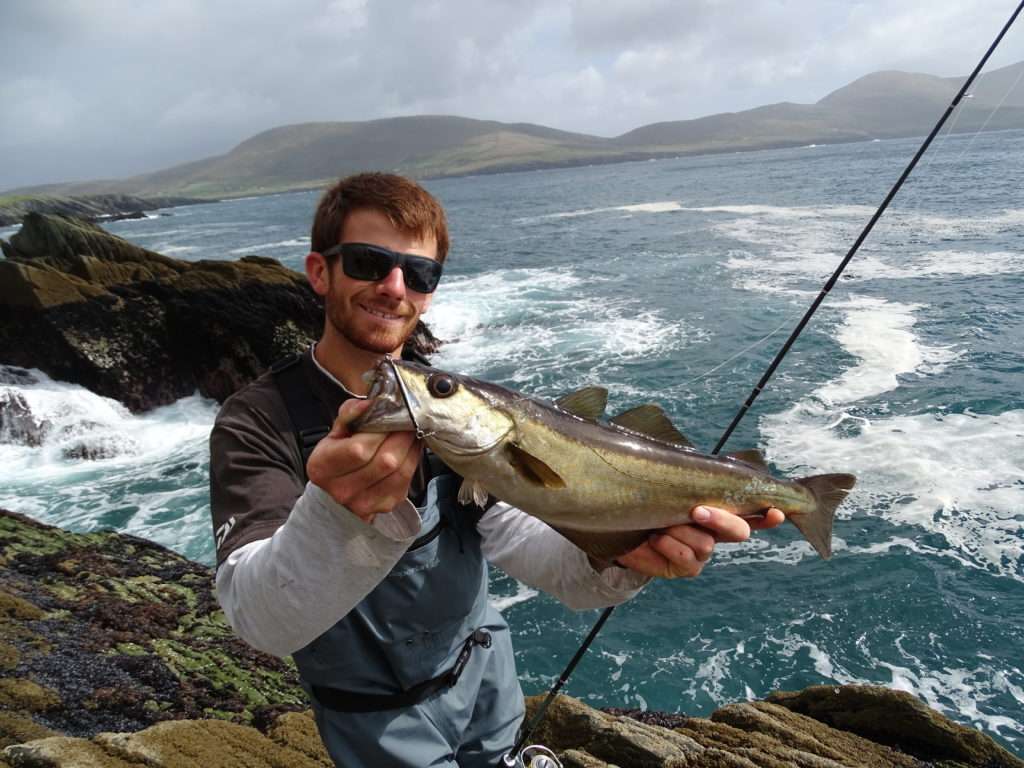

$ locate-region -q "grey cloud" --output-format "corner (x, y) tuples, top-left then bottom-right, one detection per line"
(0, 0), (1020, 189)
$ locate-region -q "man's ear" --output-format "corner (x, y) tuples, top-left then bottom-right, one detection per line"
(306, 251), (329, 296)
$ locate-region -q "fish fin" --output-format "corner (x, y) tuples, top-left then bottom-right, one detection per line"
(552, 526), (650, 562)
(725, 449), (769, 472)
(507, 444), (566, 489)
(555, 386), (608, 420)
(458, 478), (490, 508)
(792, 474), (857, 559)
(610, 404), (694, 447)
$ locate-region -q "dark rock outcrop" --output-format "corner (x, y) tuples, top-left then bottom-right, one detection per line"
(1, 508), (1021, 767)
(0, 213), (323, 412)
(0, 195), (205, 228)
(0, 392), (50, 447)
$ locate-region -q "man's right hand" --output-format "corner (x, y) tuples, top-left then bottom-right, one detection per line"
(306, 398), (421, 524)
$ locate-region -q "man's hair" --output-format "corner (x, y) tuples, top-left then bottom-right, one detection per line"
(311, 172), (449, 263)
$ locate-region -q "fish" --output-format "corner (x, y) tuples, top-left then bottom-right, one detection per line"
(353, 358), (856, 561)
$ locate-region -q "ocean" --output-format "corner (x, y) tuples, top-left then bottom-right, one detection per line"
(2, 128), (1022, 754)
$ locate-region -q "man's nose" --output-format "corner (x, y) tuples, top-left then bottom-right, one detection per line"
(375, 265), (406, 299)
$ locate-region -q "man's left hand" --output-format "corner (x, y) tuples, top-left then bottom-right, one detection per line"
(615, 506), (785, 579)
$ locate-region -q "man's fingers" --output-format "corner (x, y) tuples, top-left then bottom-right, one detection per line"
(329, 398), (374, 438)
(322, 432), (417, 498)
(749, 507), (786, 530)
(352, 441), (424, 517)
(689, 506), (752, 543)
(651, 528), (716, 565)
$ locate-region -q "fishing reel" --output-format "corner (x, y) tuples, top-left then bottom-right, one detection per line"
(501, 744), (563, 768)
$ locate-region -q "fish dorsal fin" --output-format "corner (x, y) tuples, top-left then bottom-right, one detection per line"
(555, 386), (608, 420)
(507, 443), (566, 489)
(609, 404), (693, 447)
(725, 449), (769, 472)
(552, 526), (650, 564)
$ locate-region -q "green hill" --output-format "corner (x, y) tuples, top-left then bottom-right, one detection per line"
(8, 60), (1023, 201)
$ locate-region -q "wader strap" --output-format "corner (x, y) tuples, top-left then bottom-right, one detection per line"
(310, 629), (492, 713)
(271, 355), (330, 468)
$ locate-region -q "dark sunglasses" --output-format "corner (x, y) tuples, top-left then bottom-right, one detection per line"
(321, 242), (444, 294)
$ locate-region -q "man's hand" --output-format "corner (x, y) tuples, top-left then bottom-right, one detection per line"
(615, 506), (786, 579)
(306, 398), (421, 524)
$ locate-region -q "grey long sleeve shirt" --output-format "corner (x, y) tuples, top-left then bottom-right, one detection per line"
(215, 484), (649, 658)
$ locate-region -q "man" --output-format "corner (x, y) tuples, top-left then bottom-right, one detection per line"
(210, 172), (783, 768)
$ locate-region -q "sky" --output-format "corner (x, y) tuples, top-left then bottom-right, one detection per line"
(1, 0), (1021, 191)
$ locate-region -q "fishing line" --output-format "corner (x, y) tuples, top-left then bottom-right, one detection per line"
(676, 314), (796, 391)
(884, 62), (1024, 250)
(504, 3), (1024, 764)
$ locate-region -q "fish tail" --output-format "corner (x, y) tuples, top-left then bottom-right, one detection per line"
(791, 473), (857, 559)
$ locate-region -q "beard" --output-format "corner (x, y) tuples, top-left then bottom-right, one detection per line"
(325, 288), (420, 355)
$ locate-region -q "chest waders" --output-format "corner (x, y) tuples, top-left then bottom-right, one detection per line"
(272, 354), (526, 767)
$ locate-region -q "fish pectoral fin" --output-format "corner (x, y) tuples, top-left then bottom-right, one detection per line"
(552, 526), (650, 563)
(506, 443), (566, 489)
(458, 478), (491, 508)
(555, 386), (609, 421)
(609, 404), (694, 448)
(725, 449), (769, 472)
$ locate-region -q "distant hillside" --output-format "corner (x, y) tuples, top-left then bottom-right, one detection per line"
(9, 60), (1024, 201)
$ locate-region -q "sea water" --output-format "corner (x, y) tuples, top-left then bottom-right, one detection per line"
(2, 129), (1022, 753)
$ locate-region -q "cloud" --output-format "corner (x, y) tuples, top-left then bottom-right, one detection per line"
(0, 0), (1020, 189)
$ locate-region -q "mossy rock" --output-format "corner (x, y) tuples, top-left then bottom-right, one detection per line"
(0, 711), (59, 750)
(263, 711), (331, 764)
(0, 680), (60, 712)
(3, 736), (148, 767)
(0, 510), (307, 738)
(96, 719), (329, 768)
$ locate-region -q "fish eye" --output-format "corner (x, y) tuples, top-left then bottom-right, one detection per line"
(427, 373), (458, 398)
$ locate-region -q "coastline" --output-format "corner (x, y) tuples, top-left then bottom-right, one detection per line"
(9, 128), (1024, 217)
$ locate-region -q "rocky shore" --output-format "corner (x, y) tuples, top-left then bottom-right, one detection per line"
(0, 196), (208, 228)
(1, 508), (1021, 767)
(0, 212), (324, 412)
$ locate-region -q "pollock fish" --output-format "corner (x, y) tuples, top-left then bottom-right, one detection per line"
(353, 358), (856, 561)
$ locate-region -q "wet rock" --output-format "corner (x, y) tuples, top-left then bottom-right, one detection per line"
(0, 213), (323, 412)
(769, 685), (1023, 767)
(0, 369), (38, 387)
(0, 194), (205, 229)
(0, 392), (50, 447)
(59, 437), (135, 461)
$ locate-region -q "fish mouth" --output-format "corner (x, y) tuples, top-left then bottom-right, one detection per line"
(350, 358), (417, 433)
(430, 432), (510, 457)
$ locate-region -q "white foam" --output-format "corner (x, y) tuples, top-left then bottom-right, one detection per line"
(762, 404), (1024, 579)
(489, 582), (538, 612)
(524, 201), (685, 221)
(717, 205), (1024, 294)
(880, 636), (1024, 743)
(427, 267), (705, 392)
(0, 370), (218, 556)
(229, 237), (310, 254)
(814, 296), (959, 406)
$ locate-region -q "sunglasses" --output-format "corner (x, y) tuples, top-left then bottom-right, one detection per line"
(321, 242), (444, 294)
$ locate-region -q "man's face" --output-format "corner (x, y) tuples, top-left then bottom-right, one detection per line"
(310, 208), (437, 356)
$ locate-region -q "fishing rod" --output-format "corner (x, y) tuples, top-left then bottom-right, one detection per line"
(504, 2), (1024, 764)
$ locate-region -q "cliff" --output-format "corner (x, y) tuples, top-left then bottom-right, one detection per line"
(1, 509), (1020, 768)
(0, 213), (323, 412)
